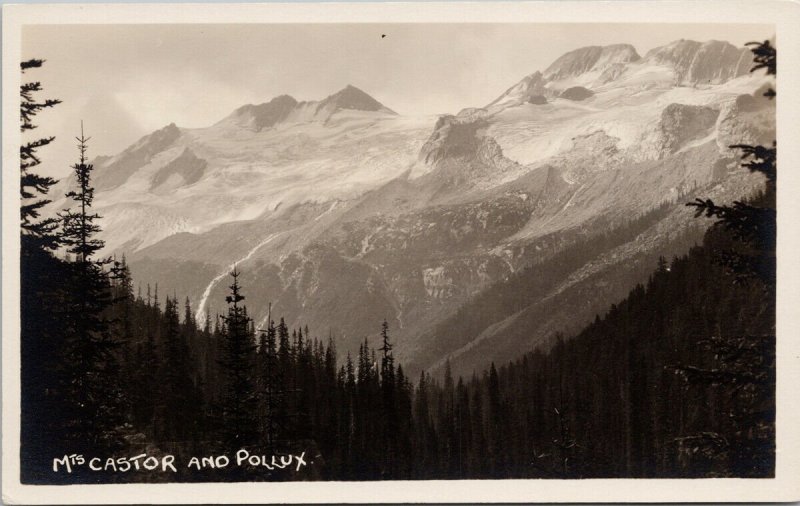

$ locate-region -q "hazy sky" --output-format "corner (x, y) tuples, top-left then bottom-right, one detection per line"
(23, 23), (772, 177)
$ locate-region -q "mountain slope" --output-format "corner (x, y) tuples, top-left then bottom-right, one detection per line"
(54, 38), (774, 375)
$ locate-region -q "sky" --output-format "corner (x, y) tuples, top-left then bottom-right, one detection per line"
(23, 23), (772, 178)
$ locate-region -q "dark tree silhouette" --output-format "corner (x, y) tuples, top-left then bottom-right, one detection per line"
(20, 59), (62, 252)
(19, 58), (69, 483)
(257, 312), (281, 452)
(60, 126), (105, 263)
(216, 267), (258, 449)
(57, 129), (127, 454)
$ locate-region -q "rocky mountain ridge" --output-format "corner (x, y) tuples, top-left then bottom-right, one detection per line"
(220, 84), (397, 131)
(490, 39), (754, 109)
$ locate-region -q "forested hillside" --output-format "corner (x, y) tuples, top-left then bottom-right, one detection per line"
(21, 213), (775, 482)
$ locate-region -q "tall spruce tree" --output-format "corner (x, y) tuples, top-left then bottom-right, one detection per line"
(217, 268), (258, 449)
(19, 58), (68, 483)
(378, 320), (397, 477)
(274, 316), (293, 447)
(379, 320), (395, 387)
(58, 127), (127, 453)
(20, 59), (62, 252)
(60, 126), (105, 262)
(257, 313), (282, 452)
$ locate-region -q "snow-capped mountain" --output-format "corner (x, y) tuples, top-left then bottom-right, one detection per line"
(489, 40), (754, 109)
(52, 85), (431, 254)
(52, 39), (774, 375)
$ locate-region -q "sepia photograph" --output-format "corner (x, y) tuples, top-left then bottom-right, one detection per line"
(3, 1), (799, 503)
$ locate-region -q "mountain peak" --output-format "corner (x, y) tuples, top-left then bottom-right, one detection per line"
(487, 43), (641, 108)
(544, 43), (641, 81)
(318, 85), (397, 115)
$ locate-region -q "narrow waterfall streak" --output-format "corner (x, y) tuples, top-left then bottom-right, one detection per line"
(195, 232), (281, 322)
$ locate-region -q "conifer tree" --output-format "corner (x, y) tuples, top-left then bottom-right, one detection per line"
(20, 59), (62, 252)
(378, 320), (397, 477)
(414, 370), (433, 477)
(273, 316), (293, 447)
(58, 127), (127, 453)
(257, 313), (281, 452)
(109, 255), (140, 433)
(160, 296), (199, 443)
(379, 320), (395, 388)
(184, 296), (196, 329)
(19, 59), (68, 482)
(109, 255), (135, 342)
(439, 360), (457, 477)
(217, 268), (258, 449)
(60, 126), (105, 263)
(394, 363), (415, 478)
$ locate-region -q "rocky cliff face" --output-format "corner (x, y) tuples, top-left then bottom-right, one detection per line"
(225, 95), (299, 130)
(559, 86), (594, 101)
(94, 123), (182, 191)
(489, 71), (548, 107)
(419, 112), (490, 165)
(642, 39), (752, 85)
(631, 103), (722, 160)
(150, 148), (207, 191)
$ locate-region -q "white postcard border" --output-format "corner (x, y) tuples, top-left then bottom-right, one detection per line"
(3, 1), (800, 503)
